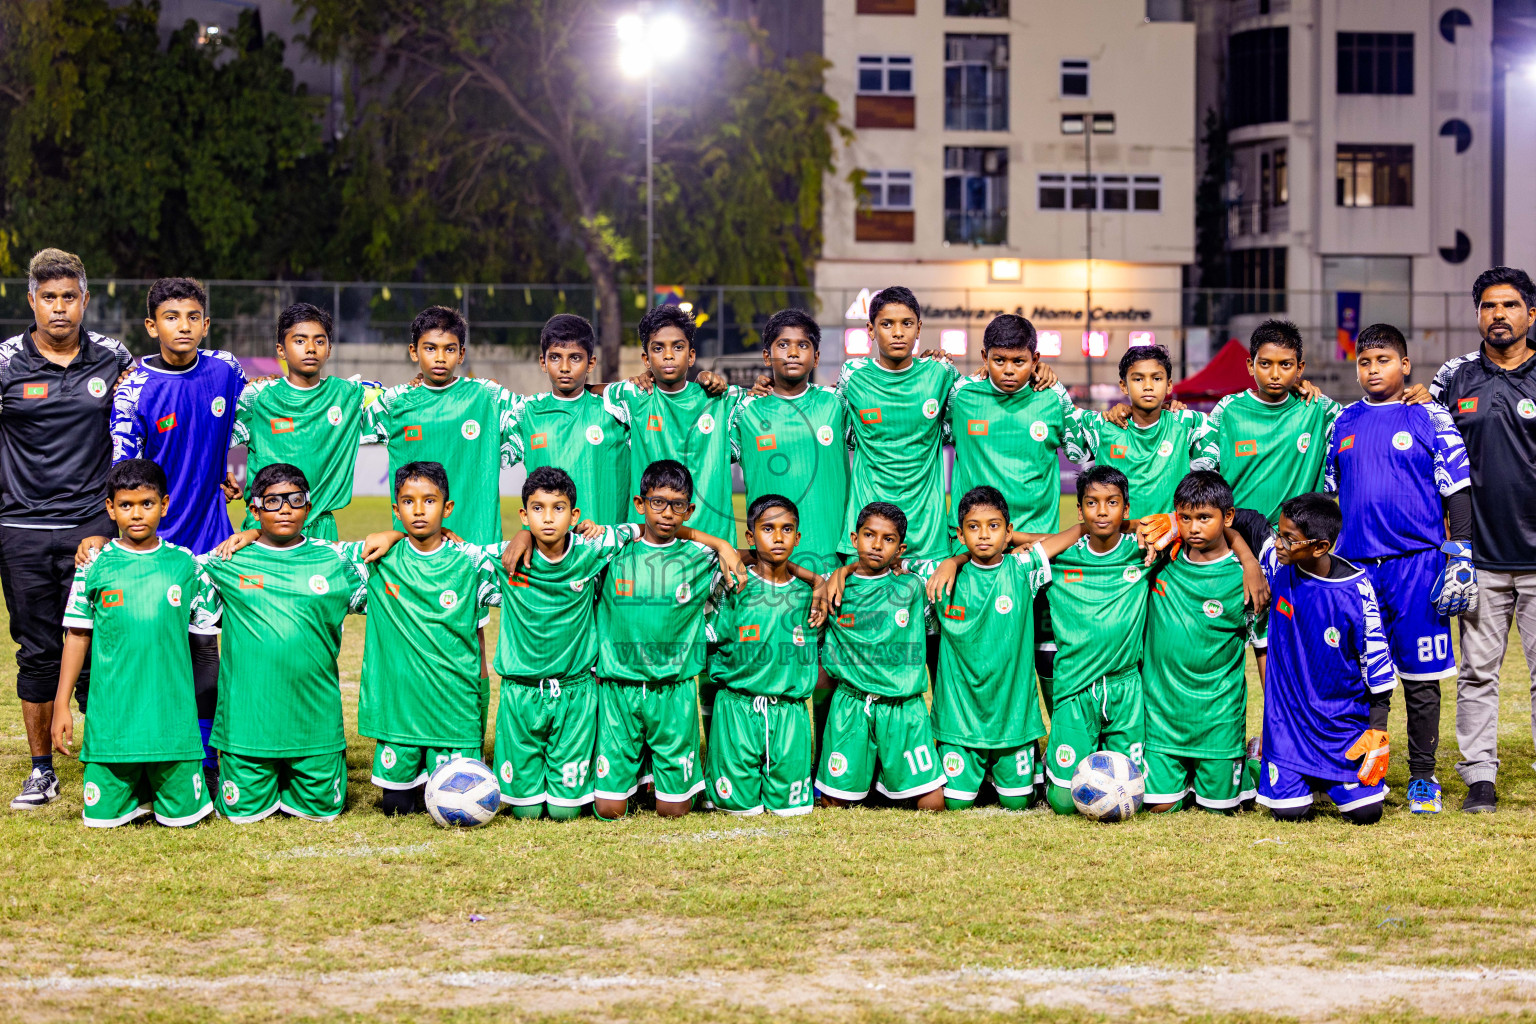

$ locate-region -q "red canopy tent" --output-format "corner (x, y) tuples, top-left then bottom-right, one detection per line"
(1171, 338), (1251, 403)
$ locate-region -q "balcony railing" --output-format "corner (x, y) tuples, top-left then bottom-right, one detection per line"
(944, 211), (1008, 245)
(1227, 201), (1289, 239)
(944, 97), (1008, 131)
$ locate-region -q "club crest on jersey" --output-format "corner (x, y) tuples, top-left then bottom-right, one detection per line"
(1157, 439), (1174, 457)
(1029, 421), (1049, 442)
(326, 405), (343, 427)
(83, 782), (100, 807)
(1276, 597), (1294, 619)
(439, 590), (458, 610)
(380, 746), (397, 770)
(166, 585), (183, 607)
(222, 780), (239, 806)
(156, 413), (177, 433)
(499, 761), (514, 783)
(943, 751), (965, 777)
(995, 595), (1014, 614)
(922, 398), (940, 419)
(595, 755), (610, 778)
(715, 776), (733, 800)
(1054, 744), (1076, 768)
(461, 419), (481, 440)
(893, 608), (910, 628)
(675, 582), (691, 604)
(586, 424), (604, 445)
(1235, 439), (1257, 457)
(1323, 626), (1341, 647)
(697, 413), (716, 434)
(1296, 432), (1312, 454)
(308, 575), (329, 595)
(1392, 430), (1412, 450)
(816, 424), (835, 446)
(967, 420), (988, 436)
(1267, 762), (1279, 786)
(792, 625), (805, 647)
(1340, 434), (1355, 452)
(827, 752), (848, 777)
(211, 396), (226, 417)
(569, 578), (585, 592)
(1202, 599), (1223, 618)
(1122, 567), (1142, 583)
(1521, 399), (1536, 419)
(87, 377), (107, 398)
(1458, 397), (1478, 413)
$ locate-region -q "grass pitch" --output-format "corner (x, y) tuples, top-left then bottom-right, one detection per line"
(1, 497), (1535, 1023)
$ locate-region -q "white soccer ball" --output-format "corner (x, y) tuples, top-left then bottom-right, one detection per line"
(1070, 750), (1144, 822)
(423, 757), (502, 828)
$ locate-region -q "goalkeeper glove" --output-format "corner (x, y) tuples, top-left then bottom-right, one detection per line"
(1136, 512), (1180, 565)
(1346, 729), (1390, 787)
(1431, 541), (1478, 616)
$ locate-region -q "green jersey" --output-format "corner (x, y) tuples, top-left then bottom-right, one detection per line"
(595, 536), (720, 683)
(1192, 390), (1341, 524)
(1079, 408), (1207, 518)
(1047, 533), (1150, 701)
(930, 546), (1052, 748)
(230, 376), (384, 517)
(376, 377), (516, 545)
(62, 540), (220, 763)
(837, 356), (960, 560)
(728, 386), (852, 571)
(1144, 550), (1262, 759)
(489, 524), (639, 682)
(704, 569), (818, 699)
(602, 380), (743, 544)
(823, 569), (931, 698)
(508, 390), (631, 526)
(350, 538), (499, 748)
(945, 378), (1089, 535)
(199, 539), (368, 758)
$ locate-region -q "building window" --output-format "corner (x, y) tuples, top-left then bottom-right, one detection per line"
(945, 35), (1009, 131)
(1337, 32), (1413, 95)
(1228, 28), (1288, 127)
(1336, 145), (1413, 207)
(1060, 59), (1089, 98)
(946, 0), (1008, 13)
(862, 170), (914, 210)
(1261, 147), (1288, 207)
(1228, 247), (1287, 314)
(945, 147), (1008, 244)
(1035, 174), (1160, 212)
(858, 55), (914, 94)
(857, 0), (916, 13)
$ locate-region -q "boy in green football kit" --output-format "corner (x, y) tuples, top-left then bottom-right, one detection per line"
(703, 494), (820, 817)
(230, 302), (384, 541)
(375, 306), (516, 544)
(52, 460), (218, 828)
(488, 466), (641, 819)
(603, 305), (743, 544)
(508, 314), (632, 527)
(200, 463), (368, 823)
(347, 462), (500, 815)
(836, 287), (959, 563)
(1142, 471), (1267, 813)
(816, 502), (945, 810)
(590, 459), (749, 819)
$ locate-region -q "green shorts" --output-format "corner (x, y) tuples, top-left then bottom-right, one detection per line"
(242, 508), (337, 541)
(815, 685), (943, 802)
(595, 678), (702, 803)
(938, 742), (1036, 804)
(371, 741), (482, 790)
(704, 689), (815, 817)
(218, 750), (348, 822)
(81, 760), (212, 828)
(1044, 670), (1145, 789)
(493, 677), (597, 810)
(1144, 749), (1251, 810)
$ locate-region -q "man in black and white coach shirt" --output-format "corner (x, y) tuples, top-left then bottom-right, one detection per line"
(1422, 266), (1536, 814)
(0, 249), (133, 810)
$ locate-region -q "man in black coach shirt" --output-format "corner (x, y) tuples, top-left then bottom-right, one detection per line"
(0, 249), (133, 810)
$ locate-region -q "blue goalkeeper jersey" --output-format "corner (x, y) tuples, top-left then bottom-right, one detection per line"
(1259, 541), (1395, 782)
(1324, 399), (1470, 560)
(111, 350), (247, 554)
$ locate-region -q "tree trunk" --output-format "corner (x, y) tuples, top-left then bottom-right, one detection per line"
(592, 255), (623, 383)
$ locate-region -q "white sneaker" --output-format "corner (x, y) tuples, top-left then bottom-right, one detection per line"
(10, 767), (59, 809)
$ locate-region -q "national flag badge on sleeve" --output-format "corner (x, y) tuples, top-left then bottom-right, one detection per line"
(1458, 397), (1478, 413)
(1235, 439), (1258, 457)
(156, 413), (177, 433)
(1276, 597), (1294, 619)
(100, 590), (123, 608)
(1340, 434), (1355, 451)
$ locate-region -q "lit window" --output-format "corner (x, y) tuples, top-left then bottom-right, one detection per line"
(858, 55), (914, 94)
(1060, 59), (1089, 97)
(1037, 331), (1062, 357)
(1335, 145), (1412, 207)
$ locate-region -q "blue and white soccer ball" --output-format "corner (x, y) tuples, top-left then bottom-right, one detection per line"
(1070, 750), (1144, 822)
(423, 757), (502, 828)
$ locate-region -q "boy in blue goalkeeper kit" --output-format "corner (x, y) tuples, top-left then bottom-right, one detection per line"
(1255, 493), (1396, 824)
(1324, 323), (1473, 815)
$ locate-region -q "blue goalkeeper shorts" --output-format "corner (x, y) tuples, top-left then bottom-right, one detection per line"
(1357, 548), (1453, 680)
(1254, 758), (1387, 814)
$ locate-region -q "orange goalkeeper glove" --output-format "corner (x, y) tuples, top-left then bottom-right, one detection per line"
(1346, 729), (1390, 786)
(1136, 512), (1180, 565)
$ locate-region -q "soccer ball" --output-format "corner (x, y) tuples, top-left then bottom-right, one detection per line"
(1070, 750), (1144, 822)
(423, 757), (502, 828)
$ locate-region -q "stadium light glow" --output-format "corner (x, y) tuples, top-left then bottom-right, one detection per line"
(1525, 62), (1536, 83)
(940, 329), (968, 356)
(1037, 330), (1062, 357)
(618, 11), (687, 78)
(844, 327), (872, 356)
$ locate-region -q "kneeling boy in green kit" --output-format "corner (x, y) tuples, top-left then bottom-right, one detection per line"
(52, 459), (219, 828)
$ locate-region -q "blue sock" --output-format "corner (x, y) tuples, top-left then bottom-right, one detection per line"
(31, 754), (52, 773)
(197, 719), (217, 773)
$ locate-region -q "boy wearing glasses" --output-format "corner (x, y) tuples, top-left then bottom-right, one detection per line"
(199, 463), (371, 822)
